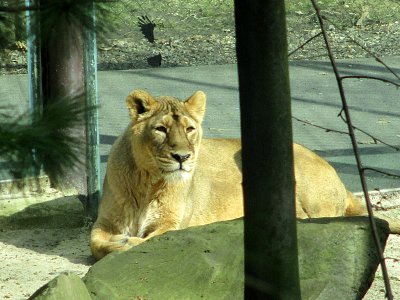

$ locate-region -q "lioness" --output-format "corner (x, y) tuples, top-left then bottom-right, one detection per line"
(91, 90), (399, 260)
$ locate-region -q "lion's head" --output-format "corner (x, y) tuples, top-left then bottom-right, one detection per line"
(126, 90), (206, 181)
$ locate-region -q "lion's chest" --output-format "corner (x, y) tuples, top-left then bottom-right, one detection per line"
(115, 174), (188, 238)
(119, 200), (163, 238)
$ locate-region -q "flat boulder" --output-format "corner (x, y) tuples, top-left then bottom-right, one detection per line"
(84, 220), (244, 299)
(81, 216), (389, 300)
(298, 217), (389, 299)
(28, 272), (91, 300)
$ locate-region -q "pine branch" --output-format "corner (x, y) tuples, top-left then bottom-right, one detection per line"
(0, 95), (96, 183)
(0, 0), (116, 44)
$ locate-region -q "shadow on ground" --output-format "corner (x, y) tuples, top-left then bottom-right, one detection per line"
(0, 195), (95, 266)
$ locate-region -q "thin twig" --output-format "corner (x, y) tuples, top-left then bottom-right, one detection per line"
(362, 167), (400, 179)
(288, 32), (323, 57)
(338, 111), (400, 151)
(294, 115), (400, 178)
(323, 16), (400, 81)
(341, 76), (400, 88)
(386, 257), (400, 262)
(310, 0), (393, 298)
(292, 116), (349, 135)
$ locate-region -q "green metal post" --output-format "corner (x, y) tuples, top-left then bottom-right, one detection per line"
(26, 0), (41, 111)
(26, 0), (42, 177)
(84, 1), (101, 220)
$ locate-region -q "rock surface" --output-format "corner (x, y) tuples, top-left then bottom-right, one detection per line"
(28, 272), (91, 300)
(298, 217), (389, 299)
(72, 217), (387, 300)
(84, 220), (244, 300)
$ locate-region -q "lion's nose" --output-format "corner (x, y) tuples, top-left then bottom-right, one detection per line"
(171, 153), (191, 163)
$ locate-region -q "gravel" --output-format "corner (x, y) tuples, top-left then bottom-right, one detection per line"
(0, 227), (92, 299)
(1, 16), (400, 74)
(0, 8), (399, 300)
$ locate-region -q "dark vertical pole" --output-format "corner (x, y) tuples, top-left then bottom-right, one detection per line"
(84, 1), (101, 220)
(39, 1), (101, 217)
(234, 1), (301, 299)
(40, 2), (87, 194)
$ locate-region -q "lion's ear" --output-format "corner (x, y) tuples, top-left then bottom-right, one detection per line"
(184, 91), (206, 123)
(126, 90), (157, 121)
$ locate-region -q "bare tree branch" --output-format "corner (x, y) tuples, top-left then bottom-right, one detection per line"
(310, 1), (394, 298)
(362, 167), (400, 179)
(338, 111), (400, 151)
(294, 115), (400, 178)
(341, 76), (400, 88)
(323, 16), (400, 81)
(292, 116), (349, 135)
(288, 32), (323, 57)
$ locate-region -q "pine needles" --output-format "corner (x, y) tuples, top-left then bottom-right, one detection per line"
(0, 96), (92, 183)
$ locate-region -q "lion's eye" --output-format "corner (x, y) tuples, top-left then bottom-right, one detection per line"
(155, 126), (167, 133)
(186, 126), (196, 133)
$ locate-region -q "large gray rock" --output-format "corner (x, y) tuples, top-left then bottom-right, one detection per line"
(84, 220), (244, 300)
(28, 272), (91, 300)
(298, 217), (389, 299)
(82, 217), (389, 300)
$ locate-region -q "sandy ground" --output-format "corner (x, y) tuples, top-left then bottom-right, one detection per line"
(0, 223), (398, 299)
(0, 227), (93, 299)
(364, 234), (400, 299)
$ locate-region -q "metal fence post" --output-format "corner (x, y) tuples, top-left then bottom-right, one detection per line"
(25, 0), (42, 177)
(84, 1), (101, 220)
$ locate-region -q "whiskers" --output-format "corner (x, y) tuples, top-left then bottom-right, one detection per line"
(162, 169), (193, 182)
(157, 160), (191, 180)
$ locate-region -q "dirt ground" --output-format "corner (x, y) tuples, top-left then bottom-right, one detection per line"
(0, 216), (398, 299)
(2, 1), (400, 74)
(0, 227), (93, 299)
(0, 2), (399, 299)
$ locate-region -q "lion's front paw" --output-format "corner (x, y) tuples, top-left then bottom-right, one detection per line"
(108, 234), (132, 251)
(127, 236), (146, 247)
(110, 234), (129, 244)
(108, 234), (146, 251)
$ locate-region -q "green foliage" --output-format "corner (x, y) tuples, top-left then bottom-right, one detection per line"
(0, 96), (94, 183)
(0, 0), (105, 183)
(0, 0), (114, 46)
(33, 0), (114, 43)
(0, 9), (15, 47)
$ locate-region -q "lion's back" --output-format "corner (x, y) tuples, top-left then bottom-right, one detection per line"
(294, 143), (348, 217)
(188, 138), (243, 225)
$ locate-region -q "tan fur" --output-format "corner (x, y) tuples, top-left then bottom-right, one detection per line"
(91, 90), (399, 260)
(293, 143), (400, 234)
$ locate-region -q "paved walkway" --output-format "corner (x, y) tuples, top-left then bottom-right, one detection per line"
(1, 57), (399, 192)
(0, 58), (399, 300)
